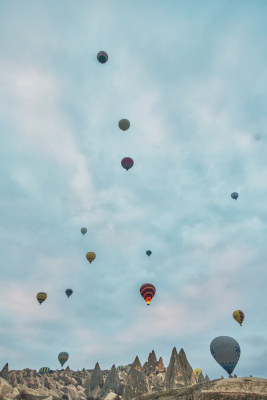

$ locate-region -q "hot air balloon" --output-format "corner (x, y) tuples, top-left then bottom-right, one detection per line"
(58, 352), (69, 367)
(140, 283), (156, 305)
(193, 368), (202, 380)
(65, 289), (73, 298)
(39, 367), (50, 375)
(231, 192), (238, 200)
(146, 250), (152, 256)
(233, 310), (245, 326)
(210, 336), (240, 376)
(86, 252), (96, 263)
(81, 227), (87, 235)
(97, 51), (108, 64)
(118, 119), (130, 131)
(121, 157), (134, 171)
(36, 292), (47, 305)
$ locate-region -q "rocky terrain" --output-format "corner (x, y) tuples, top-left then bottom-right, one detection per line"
(0, 347), (265, 400)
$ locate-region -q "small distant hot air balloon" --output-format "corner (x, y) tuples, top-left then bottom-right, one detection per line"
(146, 250), (152, 256)
(121, 157), (134, 171)
(65, 289), (73, 298)
(97, 51), (108, 64)
(81, 227), (87, 235)
(58, 352), (69, 367)
(39, 367), (50, 375)
(233, 310), (245, 326)
(231, 192), (238, 200)
(140, 283), (156, 305)
(193, 368), (202, 381)
(36, 292), (47, 305)
(210, 336), (240, 376)
(86, 252), (96, 263)
(118, 119), (130, 131)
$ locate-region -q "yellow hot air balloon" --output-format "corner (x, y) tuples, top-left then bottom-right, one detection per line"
(193, 368), (202, 380)
(36, 292), (47, 305)
(86, 252), (96, 264)
(233, 310), (245, 326)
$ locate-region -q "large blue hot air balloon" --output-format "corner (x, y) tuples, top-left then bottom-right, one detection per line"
(146, 250), (152, 256)
(231, 192), (238, 200)
(210, 336), (240, 376)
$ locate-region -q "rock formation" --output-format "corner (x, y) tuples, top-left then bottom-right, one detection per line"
(0, 347), (213, 399)
(124, 356), (148, 399)
(102, 365), (123, 396)
(163, 347), (186, 389)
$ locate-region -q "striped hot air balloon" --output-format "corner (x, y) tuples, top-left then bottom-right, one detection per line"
(140, 283), (156, 305)
(39, 367), (50, 375)
(121, 157), (134, 171)
(233, 310), (245, 326)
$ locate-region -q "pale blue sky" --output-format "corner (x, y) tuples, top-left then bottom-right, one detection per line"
(0, 0), (267, 380)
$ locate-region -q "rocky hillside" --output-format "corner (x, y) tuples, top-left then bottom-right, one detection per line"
(134, 377), (267, 400)
(1, 347), (265, 399)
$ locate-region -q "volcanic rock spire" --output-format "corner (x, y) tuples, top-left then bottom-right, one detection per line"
(124, 356), (148, 399)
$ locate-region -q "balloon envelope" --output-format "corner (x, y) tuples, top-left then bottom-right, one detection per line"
(36, 292), (47, 305)
(233, 310), (245, 326)
(210, 336), (240, 375)
(81, 227), (87, 235)
(193, 368), (202, 379)
(65, 289), (73, 298)
(140, 283), (156, 305)
(121, 157), (134, 170)
(39, 367), (50, 374)
(58, 352), (69, 367)
(146, 250), (152, 256)
(231, 192), (238, 200)
(86, 252), (96, 263)
(97, 51), (108, 63)
(118, 119), (130, 131)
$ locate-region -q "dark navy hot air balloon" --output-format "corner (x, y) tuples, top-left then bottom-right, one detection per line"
(210, 336), (240, 376)
(65, 289), (73, 298)
(146, 250), (152, 256)
(121, 157), (134, 171)
(231, 192), (238, 200)
(118, 119), (130, 131)
(140, 283), (156, 305)
(97, 51), (108, 64)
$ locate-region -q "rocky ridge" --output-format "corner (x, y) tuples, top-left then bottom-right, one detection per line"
(4, 346), (259, 400)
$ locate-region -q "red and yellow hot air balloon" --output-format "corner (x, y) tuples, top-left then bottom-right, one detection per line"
(140, 283), (156, 305)
(233, 310), (245, 326)
(86, 252), (96, 264)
